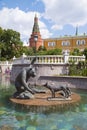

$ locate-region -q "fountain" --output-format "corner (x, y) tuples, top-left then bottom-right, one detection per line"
(10, 57), (81, 110)
(0, 63), (87, 130)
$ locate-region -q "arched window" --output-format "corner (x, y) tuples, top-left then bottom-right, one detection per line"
(81, 40), (85, 45)
(76, 39), (85, 45)
(76, 40), (80, 45)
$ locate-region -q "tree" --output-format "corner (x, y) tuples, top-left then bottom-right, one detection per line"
(46, 48), (62, 55)
(71, 48), (82, 56)
(37, 46), (47, 55)
(38, 45), (46, 51)
(0, 27), (23, 60)
(68, 60), (87, 76)
(23, 47), (34, 56)
(83, 48), (87, 60)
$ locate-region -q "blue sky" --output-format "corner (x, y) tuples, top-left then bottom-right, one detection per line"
(0, 0), (87, 45)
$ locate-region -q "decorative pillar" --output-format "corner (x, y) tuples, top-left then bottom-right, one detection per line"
(63, 50), (69, 63)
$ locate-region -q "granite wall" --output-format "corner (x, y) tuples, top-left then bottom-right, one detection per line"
(10, 64), (87, 90)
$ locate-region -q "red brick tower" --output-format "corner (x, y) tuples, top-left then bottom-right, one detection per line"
(29, 14), (43, 50)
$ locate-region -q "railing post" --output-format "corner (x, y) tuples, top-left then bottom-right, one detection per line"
(63, 51), (69, 63)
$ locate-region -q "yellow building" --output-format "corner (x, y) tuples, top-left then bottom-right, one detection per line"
(43, 34), (87, 52)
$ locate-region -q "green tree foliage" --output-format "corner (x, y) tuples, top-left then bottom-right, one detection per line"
(45, 48), (62, 55)
(71, 48), (82, 56)
(37, 48), (62, 55)
(38, 45), (46, 51)
(25, 47), (34, 56)
(68, 60), (87, 76)
(68, 61), (77, 76)
(77, 61), (87, 76)
(37, 45), (47, 55)
(0, 27), (23, 60)
(83, 48), (87, 60)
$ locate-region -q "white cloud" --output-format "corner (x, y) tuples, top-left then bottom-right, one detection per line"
(0, 7), (51, 45)
(42, 0), (87, 29)
(51, 25), (63, 30)
(39, 20), (52, 38)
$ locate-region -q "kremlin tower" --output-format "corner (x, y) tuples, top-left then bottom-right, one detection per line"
(29, 14), (43, 50)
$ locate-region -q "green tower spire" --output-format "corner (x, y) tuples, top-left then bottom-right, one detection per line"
(75, 25), (78, 36)
(32, 14), (40, 33)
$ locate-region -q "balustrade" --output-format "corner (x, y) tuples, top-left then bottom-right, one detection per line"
(12, 54), (85, 65)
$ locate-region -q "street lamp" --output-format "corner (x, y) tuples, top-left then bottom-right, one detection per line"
(34, 35), (38, 56)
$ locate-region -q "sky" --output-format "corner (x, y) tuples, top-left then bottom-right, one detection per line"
(0, 0), (87, 46)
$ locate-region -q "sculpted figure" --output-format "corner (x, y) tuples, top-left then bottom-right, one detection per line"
(13, 57), (37, 99)
(43, 82), (71, 98)
(13, 57), (46, 99)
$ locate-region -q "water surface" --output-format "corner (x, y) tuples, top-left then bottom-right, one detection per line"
(0, 75), (87, 130)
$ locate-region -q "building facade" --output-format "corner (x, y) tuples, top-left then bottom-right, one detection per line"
(29, 15), (87, 52)
(43, 35), (87, 52)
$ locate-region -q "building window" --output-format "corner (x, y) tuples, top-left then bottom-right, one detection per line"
(76, 39), (85, 45)
(76, 40), (80, 45)
(62, 41), (65, 46)
(66, 41), (70, 46)
(61, 41), (70, 46)
(48, 42), (56, 47)
(81, 40), (85, 45)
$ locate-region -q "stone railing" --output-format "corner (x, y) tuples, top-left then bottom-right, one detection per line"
(26, 55), (64, 64)
(11, 54), (86, 82)
(13, 53), (85, 64)
(0, 61), (12, 65)
(69, 55), (85, 63)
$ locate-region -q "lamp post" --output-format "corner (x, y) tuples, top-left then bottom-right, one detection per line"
(0, 49), (1, 61)
(34, 35), (38, 56)
(34, 35), (38, 85)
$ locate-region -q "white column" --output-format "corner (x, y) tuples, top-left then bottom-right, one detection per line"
(63, 50), (69, 63)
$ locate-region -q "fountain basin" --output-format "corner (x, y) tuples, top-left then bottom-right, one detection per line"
(10, 91), (81, 107)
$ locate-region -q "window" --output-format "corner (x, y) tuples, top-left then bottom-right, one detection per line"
(61, 41), (70, 46)
(76, 39), (86, 45)
(66, 41), (70, 46)
(48, 42), (56, 47)
(76, 40), (80, 45)
(61, 41), (65, 46)
(81, 40), (85, 45)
